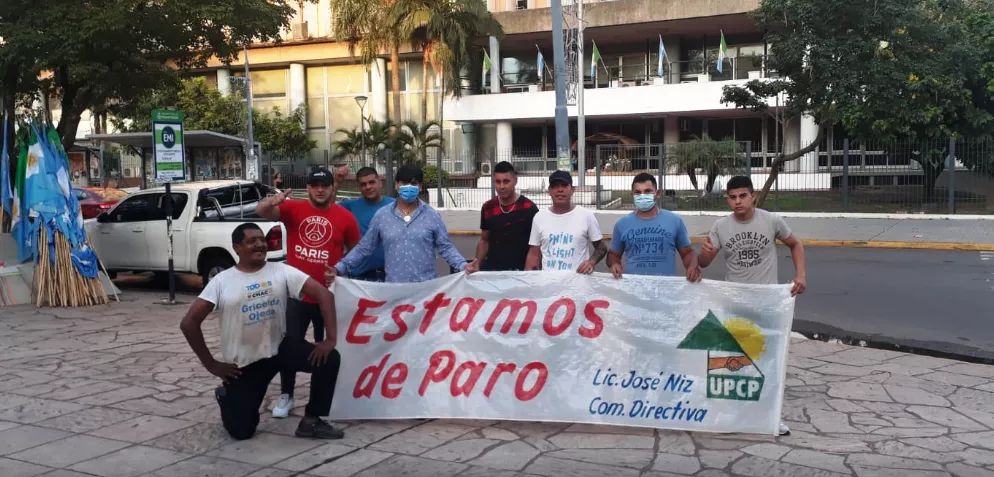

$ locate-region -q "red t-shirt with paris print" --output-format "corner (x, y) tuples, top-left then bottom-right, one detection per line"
(279, 199), (360, 303)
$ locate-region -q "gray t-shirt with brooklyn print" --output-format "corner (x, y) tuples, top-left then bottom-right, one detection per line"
(707, 208), (793, 285)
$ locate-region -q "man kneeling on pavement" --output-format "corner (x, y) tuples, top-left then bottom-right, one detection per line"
(180, 223), (345, 440)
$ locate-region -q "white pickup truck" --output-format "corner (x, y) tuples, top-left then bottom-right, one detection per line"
(85, 180), (287, 286)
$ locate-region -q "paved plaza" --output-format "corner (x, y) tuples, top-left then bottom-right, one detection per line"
(2, 292), (994, 477)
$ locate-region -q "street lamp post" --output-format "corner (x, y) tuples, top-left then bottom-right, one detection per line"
(355, 95), (368, 166)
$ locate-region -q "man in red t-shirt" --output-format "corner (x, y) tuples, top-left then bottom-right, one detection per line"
(256, 167), (359, 418)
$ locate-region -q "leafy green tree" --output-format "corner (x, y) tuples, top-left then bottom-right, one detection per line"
(392, 0), (504, 125)
(720, 0), (994, 205)
(670, 135), (745, 196)
(333, 119), (413, 166)
(253, 106), (316, 158)
(112, 78), (314, 159)
(399, 120), (443, 163)
(0, 0), (297, 153)
(332, 0), (405, 122)
(112, 78), (245, 136)
(331, 127), (366, 164)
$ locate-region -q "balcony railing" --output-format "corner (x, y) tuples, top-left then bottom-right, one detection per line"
(484, 55), (774, 94)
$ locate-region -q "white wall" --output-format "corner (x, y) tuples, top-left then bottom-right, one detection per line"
(444, 79), (776, 122)
(474, 172), (833, 192)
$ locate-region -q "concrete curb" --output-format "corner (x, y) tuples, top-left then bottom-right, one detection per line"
(447, 229), (994, 251)
(436, 207), (994, 221)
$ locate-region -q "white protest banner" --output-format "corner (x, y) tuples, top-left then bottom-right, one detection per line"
(330, 271), (795, 435)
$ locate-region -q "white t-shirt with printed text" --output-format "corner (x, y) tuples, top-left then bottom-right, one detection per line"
(528, 206), (603, 271)
(198, 262), (310, 368)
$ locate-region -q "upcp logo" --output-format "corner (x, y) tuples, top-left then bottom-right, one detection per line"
(677, 310), (767, 401)
(300, 215), (333, 248)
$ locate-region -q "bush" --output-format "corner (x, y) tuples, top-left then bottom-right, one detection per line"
(423, 164), (449, 188)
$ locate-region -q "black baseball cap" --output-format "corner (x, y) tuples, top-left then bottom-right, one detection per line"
(396, 164), (425, 184)
(308, 168), (334, 186)
(548, 170), (573, 186)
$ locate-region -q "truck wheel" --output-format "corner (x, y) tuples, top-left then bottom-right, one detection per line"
(200, 253), (234, 288)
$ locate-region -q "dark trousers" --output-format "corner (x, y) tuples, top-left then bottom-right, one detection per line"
(354, 268), (386, 282)
(280, 299), (325, 396)
(218, 337), (341, 440)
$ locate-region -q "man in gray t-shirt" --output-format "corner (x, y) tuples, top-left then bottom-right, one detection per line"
(707, 208), (792, 284)
(698, 176), (806, 438)
(699, 175), (806, 295)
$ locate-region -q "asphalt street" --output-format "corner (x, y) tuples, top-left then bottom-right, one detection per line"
(116, 239), (994, 361)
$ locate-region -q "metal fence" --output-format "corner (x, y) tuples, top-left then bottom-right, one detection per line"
(260, 137), (994, 215)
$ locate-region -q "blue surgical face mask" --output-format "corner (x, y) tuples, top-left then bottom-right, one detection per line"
(398, 184), (420, 202)
(634, 193), (656, 212)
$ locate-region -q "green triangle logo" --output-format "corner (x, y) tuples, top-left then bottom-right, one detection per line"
(677, 310), (746, 354)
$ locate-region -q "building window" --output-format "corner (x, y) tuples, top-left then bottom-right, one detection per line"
(305, 65), (371, 163)
(516, 0), (527, 9)
(234, 69), (290, 114)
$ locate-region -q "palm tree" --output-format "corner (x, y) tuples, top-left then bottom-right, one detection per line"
(332, 127), (365, 167)
(671, 135), (746, 196)
(392, 0), (504, 126)
(399, 119), (444, 163)
(331, 0), (404, 122)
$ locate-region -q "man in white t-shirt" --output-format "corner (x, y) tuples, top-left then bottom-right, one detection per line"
(525, 170), (607, 273)
(180, 223), (344, 441)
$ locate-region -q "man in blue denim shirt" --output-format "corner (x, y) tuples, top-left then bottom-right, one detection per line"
(331, 165), (473, 283)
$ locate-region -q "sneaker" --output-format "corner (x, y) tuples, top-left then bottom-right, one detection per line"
(295, 418), (345, 439)
(778, 422), (791, 436)
(272, 394), (293, 419)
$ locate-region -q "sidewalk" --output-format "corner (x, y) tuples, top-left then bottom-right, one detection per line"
(438, 210), (994, 250)
(2, 292), (994, 477)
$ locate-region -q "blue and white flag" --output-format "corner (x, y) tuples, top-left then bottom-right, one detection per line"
(537, 48), (545, 81)
(658, 35), (667, 78)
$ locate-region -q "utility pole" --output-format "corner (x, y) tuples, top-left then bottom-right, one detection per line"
(550, 0), (571, 171)
(576, 0), (585, 186)
(243, 45), (257, 181)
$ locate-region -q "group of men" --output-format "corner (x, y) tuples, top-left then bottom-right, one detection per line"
(179, 161), (807, 442)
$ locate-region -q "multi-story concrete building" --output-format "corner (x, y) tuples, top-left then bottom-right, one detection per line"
(452, 0), (819, 174)
(70, 0), (887, 198)
(173, 0), (827, 177)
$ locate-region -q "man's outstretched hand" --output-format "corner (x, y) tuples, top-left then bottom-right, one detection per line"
(272, 188), (293, 205)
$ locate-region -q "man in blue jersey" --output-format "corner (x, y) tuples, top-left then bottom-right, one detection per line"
(338, 167), (394, 282)
(607, 173), (701, 281)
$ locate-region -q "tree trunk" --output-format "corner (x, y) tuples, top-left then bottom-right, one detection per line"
(2, 71), (16, 167)
(421, 56), (430, 163)
(685, 165), (699, 190)
(705, 165), (719, 195)
(53, 66), (85, 151)
(390, 45), (402, 123)
(55, 100), (84, 152)
(436, 78), (445, 176)
(920, 159), (945, 204)
(421, 57), (429, 124)
(755, 124), (827, 207)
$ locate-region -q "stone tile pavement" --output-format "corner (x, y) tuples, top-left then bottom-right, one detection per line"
(3, 292), (994, 477)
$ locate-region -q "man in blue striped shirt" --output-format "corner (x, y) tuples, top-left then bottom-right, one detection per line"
(330, 165), (472, 283)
